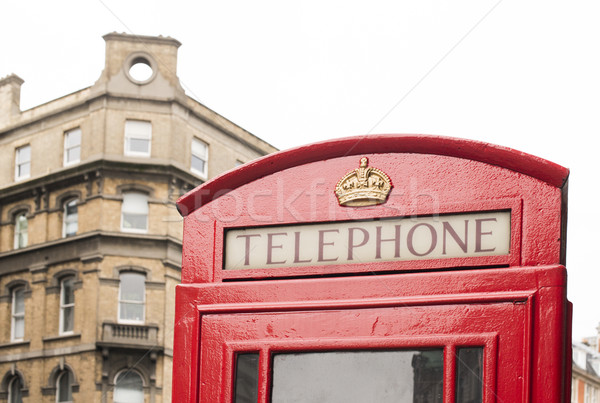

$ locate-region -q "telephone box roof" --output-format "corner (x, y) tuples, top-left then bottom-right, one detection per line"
(177, 134), (569, 217)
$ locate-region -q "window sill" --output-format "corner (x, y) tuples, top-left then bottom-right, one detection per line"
(43, 333), (81, 343)
(0, 340), (30, 348)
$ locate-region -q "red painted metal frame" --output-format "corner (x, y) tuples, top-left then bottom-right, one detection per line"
(220, 335), (498, 402)
(173, 265), (568, 402)
(173, 134), (571, 402)
(177, 134), (569, 216)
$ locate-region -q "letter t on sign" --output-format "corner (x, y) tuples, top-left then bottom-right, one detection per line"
(236, 234), (261, 266)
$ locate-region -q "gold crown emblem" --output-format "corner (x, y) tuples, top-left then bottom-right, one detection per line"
(335, 157), (392, 207)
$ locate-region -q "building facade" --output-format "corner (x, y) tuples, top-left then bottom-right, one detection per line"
(573, 336), (600, 403)
(0, 33), (276, 403)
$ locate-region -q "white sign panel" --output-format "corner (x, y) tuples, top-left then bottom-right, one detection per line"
(224, 211), (511, 270)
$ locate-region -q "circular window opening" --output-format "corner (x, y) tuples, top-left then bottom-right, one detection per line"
(128, 57), (154, 82)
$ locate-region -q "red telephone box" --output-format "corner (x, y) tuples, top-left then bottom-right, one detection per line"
(173, 135), (571, 402)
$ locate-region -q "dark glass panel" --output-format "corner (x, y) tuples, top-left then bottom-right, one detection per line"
(455, 347), (483, 403)
(234, 353), (259, 403)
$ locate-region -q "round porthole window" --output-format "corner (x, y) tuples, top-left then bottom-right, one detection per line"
(124, 53), (157, 84)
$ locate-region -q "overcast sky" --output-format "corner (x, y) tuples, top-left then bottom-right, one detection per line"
(2, 0), (599, 341)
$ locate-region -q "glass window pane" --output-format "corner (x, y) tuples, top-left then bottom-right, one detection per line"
(126, 120), (152, 138)
(67, 147), (80, 163)
(114, 371), (144, 403)
(234, 353), (259, 403)
(62, 306), (74, 333)
(66, 129), (81, 147)
(62, 278), (75, 304)
(119, 302), (144, 322)
(13, 317), (24, 340)
(191, 155), (206, 173)
(17, 145), (30, 162)
(14, 288), (25, 313)
(16, 145), (31, 179)
(18, 162), (30, 178)
(122, 213), (147, 230)
(128, 138), (150, 153)
(57, 371), (73, 402)
(271, 349), (443, 403)
(192, 138), (207, 156)
(122, 193), (148, 213)
(120, 273), (145, 301)
(9, 376), (23, 403)
(119, 273), (145, 322)
(456, 347), (483, 403)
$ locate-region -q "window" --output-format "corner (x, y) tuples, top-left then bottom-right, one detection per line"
(63, 128), (81, 166)
(113, 370), (144, 403)
(8, 375), (23, 403)
(118, 272), (145, 323)
(13, 213), (28, 249)
(63, 199), (78, 237)
(11, 287), (25, 341)
(124, 120), (151, 157)
(56, 370), (73, 403)
(191, 138), (208, 178)
(15, 145), (31, 181)
(60, 277), (75, 334)
(121, 192), (148, 233)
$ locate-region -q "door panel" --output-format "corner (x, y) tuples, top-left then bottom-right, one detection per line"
(199, 301), (528, 402)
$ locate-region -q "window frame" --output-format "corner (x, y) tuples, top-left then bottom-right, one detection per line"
(120, 192), (149, 233)
(13, 212), (28, 249)
(118, 272), (146, 324)
(15, 145), (31, 181)
(59, 277), (76, 335)
(191, 138), (209, 178)
(113, 369), (145, 403)
(55, 370), (73, 403)
(8, 375), (23, 403)
(62, 199), (78, 238)
(11, 286), (25, 342)
(124, 120), (152, 157)
(63, 128), (81, 166)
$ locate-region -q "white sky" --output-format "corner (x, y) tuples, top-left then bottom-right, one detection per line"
(2, 1), (599, 341)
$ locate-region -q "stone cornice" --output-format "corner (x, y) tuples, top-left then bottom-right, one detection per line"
(0, 91), (276, 157)
(0, 231), (182, 275)
(0, 157), (201, 205)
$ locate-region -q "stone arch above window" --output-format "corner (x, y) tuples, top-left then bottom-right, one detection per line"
(116, 183), (154, 198)
(113, 266), (149, 279)
(55, 190), (82, 210)
(0, 368), (28, 399)
(113, 369), (145, 403)
(47, 270), (80, 292)
(108, 365), (150, 389)
(43, 363), (79, 398)
(4, 280), (30, 295)
(1, 280), (31, 303)
(6, 205), (31, 222)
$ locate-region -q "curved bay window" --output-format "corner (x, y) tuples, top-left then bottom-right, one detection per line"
(62, 199), (78, 237)
(113, 370), (144, 403)
(13, 213), (28, 249)
(11, 287), (25, 342)
(59, 277), (75, 334)
(118, 272), (145, 324)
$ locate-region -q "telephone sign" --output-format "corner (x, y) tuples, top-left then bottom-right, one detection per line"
(173, 135), (571, 402)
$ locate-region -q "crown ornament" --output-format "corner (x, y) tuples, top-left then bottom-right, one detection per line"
(335, 157), (392, 207)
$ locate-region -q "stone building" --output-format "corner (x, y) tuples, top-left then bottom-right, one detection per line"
(0, 33), (276, 403)
(573, 336), (600, 402)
